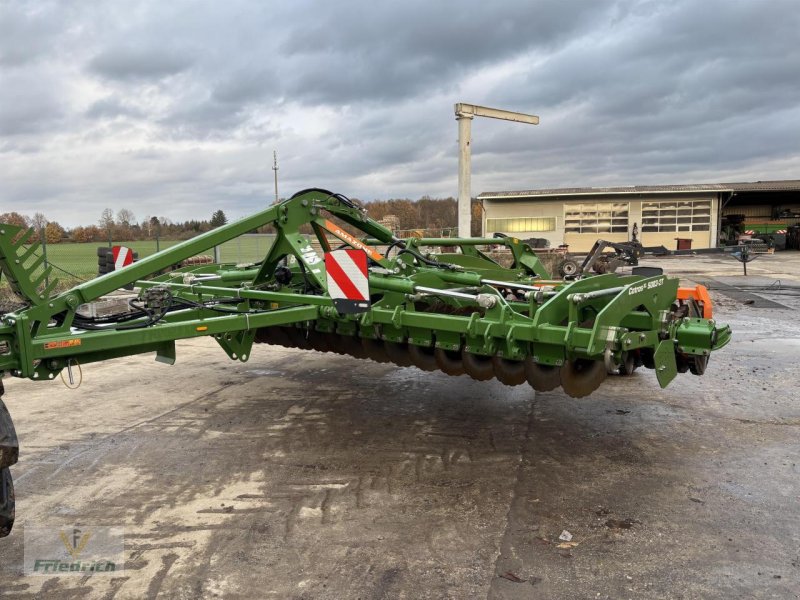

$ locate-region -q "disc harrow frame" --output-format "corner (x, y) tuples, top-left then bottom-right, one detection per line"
(0, 188), (731, 538)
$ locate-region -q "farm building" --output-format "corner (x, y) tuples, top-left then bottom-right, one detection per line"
(478, 179), (800, 252)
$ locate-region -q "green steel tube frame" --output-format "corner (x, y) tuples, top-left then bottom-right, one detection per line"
(1, 188), (730, 387)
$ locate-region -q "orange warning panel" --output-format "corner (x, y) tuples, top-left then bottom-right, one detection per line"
(677, 285), (712, 319)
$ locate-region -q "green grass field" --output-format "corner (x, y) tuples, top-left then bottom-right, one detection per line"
(39, 235), (276, 279)
(0, 235), (275, 302)
(43, 240), (180, 279)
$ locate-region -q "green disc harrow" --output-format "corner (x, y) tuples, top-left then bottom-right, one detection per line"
(0, 188), (731, 537)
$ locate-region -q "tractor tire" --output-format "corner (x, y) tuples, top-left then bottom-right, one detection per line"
(592, 259), (609, 274)
(0, 392), (18, 539)
(0, 467), (13, 538)
(557, 259), (579, 278)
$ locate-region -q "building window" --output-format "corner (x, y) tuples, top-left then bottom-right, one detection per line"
(564, 202), (629, 234)
(641, 200), (711, 232)
(486, 217), (556, 234)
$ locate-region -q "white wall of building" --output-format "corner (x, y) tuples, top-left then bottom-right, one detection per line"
(483, 193), (718, 252)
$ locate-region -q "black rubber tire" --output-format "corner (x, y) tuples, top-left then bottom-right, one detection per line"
(462, 353), (495, 381)
(558, 259), (579, 277)
(96, 246), (112, 257)
(408, 345), (438, 371)
(491, 357), (527, 386)
(0, 467), (14, 538)
(434, 348), (465, 376)
(560, 359), (608, 398)
(524, 358), (562, 392)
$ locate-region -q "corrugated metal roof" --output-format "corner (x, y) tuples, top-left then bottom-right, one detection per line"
(724, 180), (800, 191)
(478, 179), (800, 200)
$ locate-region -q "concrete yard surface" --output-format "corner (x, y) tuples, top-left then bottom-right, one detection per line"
(1, 252), (800, 598)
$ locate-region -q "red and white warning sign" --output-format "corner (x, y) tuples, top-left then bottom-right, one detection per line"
(112, 246), (134, 270)
(324, 249), (370, 314)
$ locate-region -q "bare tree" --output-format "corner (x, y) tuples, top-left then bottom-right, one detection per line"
(99, 208), (114, 229)
(29, 212), (48, 231)
(116, 208), (135, 227)
(98, 208), (114, 242)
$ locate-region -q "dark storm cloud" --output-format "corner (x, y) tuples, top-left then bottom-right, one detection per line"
(277, 0), (608, 105)
(470, 0), (800, 190)
(1, 0), (799, 226)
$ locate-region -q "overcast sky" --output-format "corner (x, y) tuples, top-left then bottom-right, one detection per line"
(2, 0), (799, 227)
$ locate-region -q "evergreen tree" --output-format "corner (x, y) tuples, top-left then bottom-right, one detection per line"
(210, 210), (228, 228)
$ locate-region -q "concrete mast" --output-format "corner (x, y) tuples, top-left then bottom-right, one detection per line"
(455, 103), (539, 238)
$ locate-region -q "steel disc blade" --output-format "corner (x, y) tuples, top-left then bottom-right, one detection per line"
(285, 327), (312, 350)
(361, 337), (391, 363)
(491, 357), (527, 386)
(306, 330), (332, 353)
(408, 345), (438, 371)
(524, 358), (562, 392)
(254, 327), (275, 344)
(337, 335), (368, 359)
(384, 341), (414, 367)
(277, 327), (301, 348)
(689, 354), (709, 376)
(462, 353), (495, 381)
(618, 351), (636, 376)
(323, 332), (348, 355)
(434, 348), (465, 376)
(269, 327), (295, 348)
(560, 359), (607, 398)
